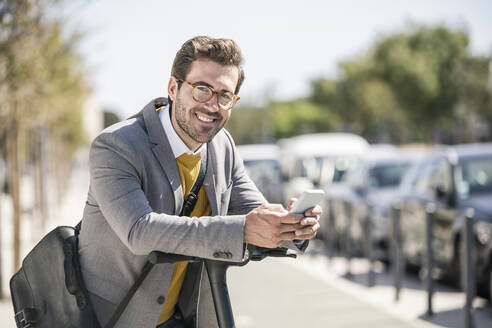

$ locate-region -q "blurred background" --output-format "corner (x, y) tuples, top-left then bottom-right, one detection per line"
(1, 0), (492, 327)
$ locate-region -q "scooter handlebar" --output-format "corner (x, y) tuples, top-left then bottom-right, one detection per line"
(148, 244), (296, 266)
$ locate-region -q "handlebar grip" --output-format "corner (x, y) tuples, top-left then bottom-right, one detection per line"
(250, 247), (297, 261)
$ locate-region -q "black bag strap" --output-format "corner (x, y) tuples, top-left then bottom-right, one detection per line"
(67, 221), (102, 327)
(103, 261), (155, 328)
(75, 220), (82, 233)
(180, 149), (208, 216)
(104, 149), (208, 328)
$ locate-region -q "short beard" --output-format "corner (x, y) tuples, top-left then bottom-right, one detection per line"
(174, 97), (227, 144)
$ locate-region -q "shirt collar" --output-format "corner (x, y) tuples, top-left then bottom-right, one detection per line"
(159, 104), (206, 159)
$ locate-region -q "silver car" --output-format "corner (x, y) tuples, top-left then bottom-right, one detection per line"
(237, 144), (285, 205)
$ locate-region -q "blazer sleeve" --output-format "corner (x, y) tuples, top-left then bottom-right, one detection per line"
(89, 131), (246, 262)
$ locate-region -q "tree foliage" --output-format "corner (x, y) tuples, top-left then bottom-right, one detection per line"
(271, 100), (339, 140)
(1, 0), (88, 143)
(228, 100), (340, 145)
(228, 25), (491, 144)
(310, 25), (492, 143)
(0, 0), (90, 270)
(226, 104), (273, 145)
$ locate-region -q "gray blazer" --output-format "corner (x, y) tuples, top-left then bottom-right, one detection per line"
(79, 98), (266, 328)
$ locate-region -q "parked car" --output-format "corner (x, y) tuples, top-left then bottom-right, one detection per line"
(397, 143), (492, 298)
(237, 144), (285, 204)
(326, 145), (418, 259)
(278, 133), (369, 201)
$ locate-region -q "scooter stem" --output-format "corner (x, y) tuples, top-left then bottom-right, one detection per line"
(205, 260), (235, 328)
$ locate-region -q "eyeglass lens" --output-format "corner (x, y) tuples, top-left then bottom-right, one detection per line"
(193, 85), (234, 109)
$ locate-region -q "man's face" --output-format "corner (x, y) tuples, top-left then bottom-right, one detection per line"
(168, 58), (239, 151)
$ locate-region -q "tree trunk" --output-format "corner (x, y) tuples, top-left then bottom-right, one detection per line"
(33, 126), (48, 237)
(52, 135), (71, 208)
(7, 115), (22, 272)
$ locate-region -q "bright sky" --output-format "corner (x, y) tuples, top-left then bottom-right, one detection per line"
(71, 0), (492, 118)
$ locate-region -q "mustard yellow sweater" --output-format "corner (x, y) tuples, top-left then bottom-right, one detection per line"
(157, 153), (211, 324)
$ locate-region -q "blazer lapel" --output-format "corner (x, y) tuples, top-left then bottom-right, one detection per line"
(143, 98), (183, 215)
(204, 142), (219, 216)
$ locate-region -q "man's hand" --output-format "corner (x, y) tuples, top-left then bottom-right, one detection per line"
(244, 202), (322, 248)
(287, 198), (322, 240)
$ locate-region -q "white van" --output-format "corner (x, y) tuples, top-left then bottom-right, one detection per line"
(278, 133), (370, 201)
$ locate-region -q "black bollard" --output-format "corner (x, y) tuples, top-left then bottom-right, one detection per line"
(462, 208), (476, 328)
(425, 202), (436, 317)
(391, 202), (403, 302)
(365, 208), (375, 287)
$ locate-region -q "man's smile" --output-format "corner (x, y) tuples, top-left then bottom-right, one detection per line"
(196, 113), (215, 123)
(194, 110), (221, 125)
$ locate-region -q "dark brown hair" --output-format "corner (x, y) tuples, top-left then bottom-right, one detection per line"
(171, 36), (245, 94)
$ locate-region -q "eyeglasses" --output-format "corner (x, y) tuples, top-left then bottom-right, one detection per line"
(177, 79), (240, 110)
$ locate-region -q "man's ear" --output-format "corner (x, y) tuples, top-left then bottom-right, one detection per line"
(168, 77), (178, 102)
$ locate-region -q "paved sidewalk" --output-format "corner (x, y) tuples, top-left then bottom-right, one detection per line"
(263, 242), (492, 328)
(229, 257), (432, 328)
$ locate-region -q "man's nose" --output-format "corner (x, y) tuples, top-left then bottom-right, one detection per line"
(204, 94), (220, 112)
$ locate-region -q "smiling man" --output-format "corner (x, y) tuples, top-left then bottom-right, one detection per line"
(170, 58), (238, 149)
(78, 36), (321, 328)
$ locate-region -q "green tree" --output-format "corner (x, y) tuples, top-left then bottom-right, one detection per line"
(373, 26), (470, 141)
(226, 104), (273, 144)
(311, 24), (492, 144)
(0, 0), (89, 272)
(227, 100), (341, 144)
(271, 100), (340, 139)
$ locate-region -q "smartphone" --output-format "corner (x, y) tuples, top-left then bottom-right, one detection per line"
(288, 189), (325, 214)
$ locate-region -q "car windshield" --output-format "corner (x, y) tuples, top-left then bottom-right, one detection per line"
(293, 156), (359, 185)
(369, 163), (410, 189)
(456, 156), (492, 199)
(332, 157), (359, 182)
(243, 159), (282, 184)
(295, 157), (322, 180)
